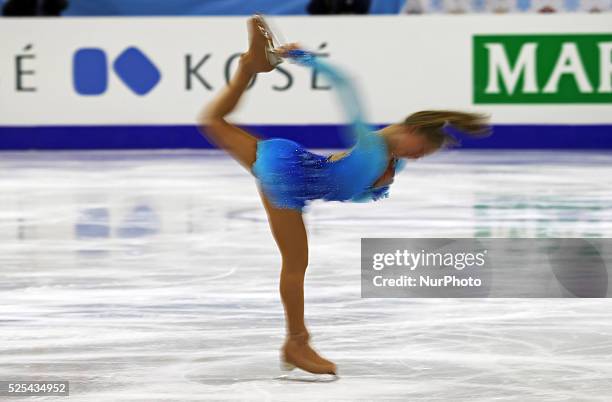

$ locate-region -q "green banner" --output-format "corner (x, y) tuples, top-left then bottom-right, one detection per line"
(473, 34), (612, 103)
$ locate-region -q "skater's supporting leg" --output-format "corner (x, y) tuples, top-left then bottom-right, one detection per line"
(258, 188), (309, 336)
(258, 188), (336, 375)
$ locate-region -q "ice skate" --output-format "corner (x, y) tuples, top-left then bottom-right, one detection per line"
(243, 14), (282, 73)
(253, 13), (283, 67)
(281, 331), (337, 375)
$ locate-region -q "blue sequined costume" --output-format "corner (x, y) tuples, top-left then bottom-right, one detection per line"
(252, 50), (406, 212)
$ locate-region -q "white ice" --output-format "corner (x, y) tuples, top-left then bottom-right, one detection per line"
(1, 150), (611, 401)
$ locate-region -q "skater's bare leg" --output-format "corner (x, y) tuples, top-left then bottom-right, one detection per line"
(258, 189), (336, 375)
(197, 18), (302, 173)
(197, 16), (276, 173)
(200, 16), (335, 375)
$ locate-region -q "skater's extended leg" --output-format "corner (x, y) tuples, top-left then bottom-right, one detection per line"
(258, 189), (336, 375)
(197, 57), (259, 173)
(198, 16), (278, 173)
(197, 20), (306, 173)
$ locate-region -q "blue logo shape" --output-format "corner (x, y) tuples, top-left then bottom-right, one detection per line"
(113, 47), (161, 96)
(72, 46), (161, 96)
(73, 48), (108, 95)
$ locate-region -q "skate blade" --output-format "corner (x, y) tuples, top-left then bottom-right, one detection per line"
(276, 372), (340, 383)
(266, 49), (283, 67)
(280, 361), (296, 371)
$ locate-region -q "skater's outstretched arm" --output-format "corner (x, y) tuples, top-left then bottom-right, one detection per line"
(279, 46), (372, 145)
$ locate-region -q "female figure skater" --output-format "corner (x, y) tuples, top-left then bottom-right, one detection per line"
(199, 16), (489, 376)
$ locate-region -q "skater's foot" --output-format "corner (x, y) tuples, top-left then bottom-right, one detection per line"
(242, 15), (278, 74)
(293, 331), (336, 368)
(281, 331), (337, 375)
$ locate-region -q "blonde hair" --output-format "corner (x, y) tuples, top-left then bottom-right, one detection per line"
(403, 110), (491, 149)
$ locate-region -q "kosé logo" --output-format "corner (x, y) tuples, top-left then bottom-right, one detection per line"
(73, 47), (161, 96)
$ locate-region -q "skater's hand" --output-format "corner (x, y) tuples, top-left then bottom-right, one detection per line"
(275, 43), (302, 58)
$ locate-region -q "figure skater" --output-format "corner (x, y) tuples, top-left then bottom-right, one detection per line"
(198, 15), (490, 376)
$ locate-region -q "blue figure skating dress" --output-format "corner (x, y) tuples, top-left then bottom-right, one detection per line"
(252, 50), (406, 212)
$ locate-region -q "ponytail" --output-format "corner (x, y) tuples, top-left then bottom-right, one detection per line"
(403, 110), (491, 148)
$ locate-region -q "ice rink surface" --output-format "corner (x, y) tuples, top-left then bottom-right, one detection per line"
(1, 150), (612, 401)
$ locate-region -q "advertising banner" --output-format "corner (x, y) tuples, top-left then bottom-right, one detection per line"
(1, 15), (611, 148)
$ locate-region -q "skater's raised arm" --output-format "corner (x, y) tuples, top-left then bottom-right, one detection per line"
(279, 46), (372, 144)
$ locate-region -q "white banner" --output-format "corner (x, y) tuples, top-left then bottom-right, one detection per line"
(0, 14), (611, 126)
